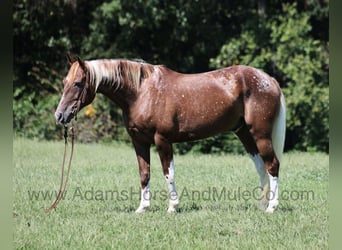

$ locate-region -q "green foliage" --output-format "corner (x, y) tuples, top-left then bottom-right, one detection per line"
(13, 1), (329, 153)
(13, 83), (61, 140)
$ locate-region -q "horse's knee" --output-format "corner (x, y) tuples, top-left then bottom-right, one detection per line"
(140, 171), (150, 187)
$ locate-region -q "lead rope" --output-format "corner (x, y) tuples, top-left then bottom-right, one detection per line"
(45, 124), (75, 213)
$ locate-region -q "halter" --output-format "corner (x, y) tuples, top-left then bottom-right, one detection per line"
(75, 74), (89, 114)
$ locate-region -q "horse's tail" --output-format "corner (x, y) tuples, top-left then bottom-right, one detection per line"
(271, 92), (286, 162)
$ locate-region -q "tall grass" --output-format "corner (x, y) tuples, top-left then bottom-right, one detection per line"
(13, 138), (328, 249)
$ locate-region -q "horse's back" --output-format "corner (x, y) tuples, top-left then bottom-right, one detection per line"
(161, 64), (281, 97)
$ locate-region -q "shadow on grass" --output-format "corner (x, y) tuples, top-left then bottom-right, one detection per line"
(176, 202), (296, 213)
(176, 202), (260, 213)
(177, 202), (203, 213)
(278, 204), (295, 212)
(78, 201), (296, 214)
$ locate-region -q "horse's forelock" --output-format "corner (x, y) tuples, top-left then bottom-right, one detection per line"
(65, 63), (81, 86)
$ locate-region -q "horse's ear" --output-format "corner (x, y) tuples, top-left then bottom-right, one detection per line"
(66, 52), (75, 65)
(76, 56), (87, 73)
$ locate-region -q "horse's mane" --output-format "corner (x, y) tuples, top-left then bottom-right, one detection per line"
(86, 59), (155, 91)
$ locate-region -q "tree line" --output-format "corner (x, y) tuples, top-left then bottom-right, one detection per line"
(13, 0), (329, 153)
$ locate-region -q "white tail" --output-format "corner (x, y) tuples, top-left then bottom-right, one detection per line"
(271, 93), (286, 162)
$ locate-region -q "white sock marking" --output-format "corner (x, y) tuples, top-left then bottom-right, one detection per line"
(249, 153), (280, 212)
(266, 173), (279, 213)
(165, 160), (179, 212)
(249, 153), (278, 211)
(135, 183), (150, 213)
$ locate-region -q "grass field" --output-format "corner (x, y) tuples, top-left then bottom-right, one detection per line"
(13, 137), (328, 249)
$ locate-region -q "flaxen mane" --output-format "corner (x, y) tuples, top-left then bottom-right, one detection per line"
(86, 59), (155, 91)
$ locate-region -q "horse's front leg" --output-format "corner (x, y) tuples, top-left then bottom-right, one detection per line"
(133, 141), (151, 213)
(154, 134), (179, 213)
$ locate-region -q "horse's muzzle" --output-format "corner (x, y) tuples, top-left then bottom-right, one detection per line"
(55, 111), (73, 125)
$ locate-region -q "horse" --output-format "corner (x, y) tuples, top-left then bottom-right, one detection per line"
(55, 54), (286, 213)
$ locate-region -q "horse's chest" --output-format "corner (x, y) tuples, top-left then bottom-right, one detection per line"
(126, 101), (157, 142)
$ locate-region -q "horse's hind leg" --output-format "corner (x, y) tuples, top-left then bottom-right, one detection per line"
(235, 122), (280, 212)
(235, 124), (270, 211)
(254, 138), (280, 212)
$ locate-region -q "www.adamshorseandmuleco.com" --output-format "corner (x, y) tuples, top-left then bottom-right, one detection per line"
(27, 186), (315, 203)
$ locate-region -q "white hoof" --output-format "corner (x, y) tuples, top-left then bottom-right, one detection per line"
(135, 205), (149, 214)
(167, 205), (178, 213)
(265, 201), (278, 213)
(167, 207), (177, 213)
(258, 198), (269, 211)
(265, 207), (275, 213)
(167, 199), (179, 213)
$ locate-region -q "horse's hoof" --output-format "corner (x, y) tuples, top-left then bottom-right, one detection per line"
(167, 199), (179, 213)
(135, 206), (149, 214)
(258, 200), (269, 211)
(167, 207), (177, 213)
(265, 201), (278, 213)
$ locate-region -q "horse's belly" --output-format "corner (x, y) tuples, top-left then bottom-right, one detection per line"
(173, 105), (242, 142)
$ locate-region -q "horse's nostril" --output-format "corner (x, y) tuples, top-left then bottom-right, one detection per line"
(55, 112), (64, 124)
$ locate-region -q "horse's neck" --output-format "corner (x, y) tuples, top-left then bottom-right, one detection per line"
(97, 82), (136, 111)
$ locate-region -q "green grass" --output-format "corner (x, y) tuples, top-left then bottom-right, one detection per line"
(13, 138), (328, 249)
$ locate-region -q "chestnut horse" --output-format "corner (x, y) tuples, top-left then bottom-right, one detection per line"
(55, 54), (286, 213)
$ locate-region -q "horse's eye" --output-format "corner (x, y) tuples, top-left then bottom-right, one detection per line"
(73, 81), (83, 88)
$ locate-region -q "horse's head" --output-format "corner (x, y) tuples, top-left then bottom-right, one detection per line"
(55, 54), (96, 124)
